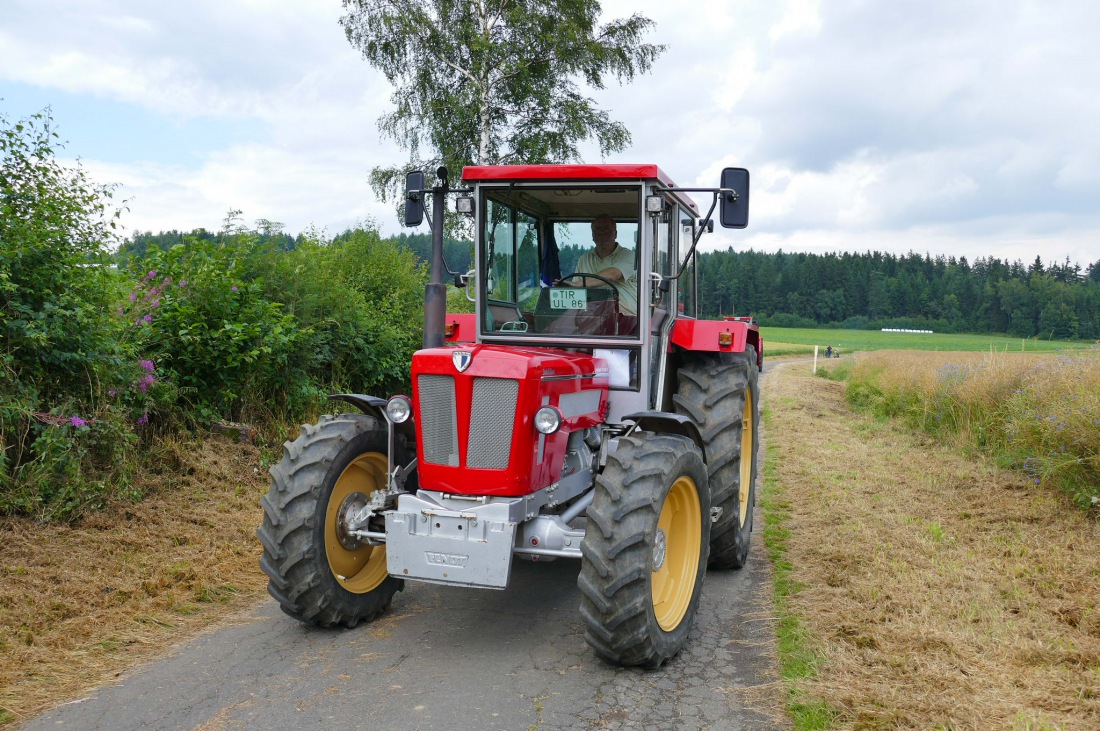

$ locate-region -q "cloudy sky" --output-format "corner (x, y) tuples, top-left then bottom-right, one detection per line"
(2, 0), (1097, 268)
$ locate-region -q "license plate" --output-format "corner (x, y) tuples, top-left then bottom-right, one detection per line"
(550, 287), (587, 310)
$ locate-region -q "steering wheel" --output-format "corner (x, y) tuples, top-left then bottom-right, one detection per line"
(554, 273), (620, 305)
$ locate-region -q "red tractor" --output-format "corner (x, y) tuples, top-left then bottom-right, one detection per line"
(258, 164), (761, 667)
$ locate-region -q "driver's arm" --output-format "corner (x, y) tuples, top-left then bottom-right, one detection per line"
(565, 266), (624, 286)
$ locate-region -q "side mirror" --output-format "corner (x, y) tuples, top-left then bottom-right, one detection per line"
(719, 167), (750, 229)
(404, 171), (425, 227)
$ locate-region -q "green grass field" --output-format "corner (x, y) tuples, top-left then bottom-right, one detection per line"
(760, 327), (1090, 355)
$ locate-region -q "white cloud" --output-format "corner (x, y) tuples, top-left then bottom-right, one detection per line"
(769, 0), (821, 41)
(2, 0), (1098, 269)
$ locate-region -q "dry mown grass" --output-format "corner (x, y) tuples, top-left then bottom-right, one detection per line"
(765, 362), (1100, 729)
(0, 435), (269, 727)
(841, 348), (1100, 508)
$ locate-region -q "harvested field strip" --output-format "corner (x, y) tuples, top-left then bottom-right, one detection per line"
(0, 436), (269, 727)
(762, 363), (1100, 729)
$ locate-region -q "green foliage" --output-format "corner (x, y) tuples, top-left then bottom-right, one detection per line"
(129, 237), (300, 420)
(0, 109), (150, 520)
(700, 249), (1099, 339)
(270, 227), (426, 397)
(1, 108), (429, 522)
(1, 109), (125, 399)
(128, 225), (427, 422)
(341, 0), (665, 206)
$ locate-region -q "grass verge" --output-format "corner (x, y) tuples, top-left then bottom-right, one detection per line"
(762, 361), (1100, 729)
(0, 434), (270, 727)
(829, 347), (1100, 509)
(761, 387), (841, 729)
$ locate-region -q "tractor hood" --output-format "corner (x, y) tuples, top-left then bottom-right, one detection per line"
(410, 344), (609, 497)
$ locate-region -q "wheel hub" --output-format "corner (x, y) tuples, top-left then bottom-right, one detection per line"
(652, 528), (667, 570)
(335, 491), (370, 551)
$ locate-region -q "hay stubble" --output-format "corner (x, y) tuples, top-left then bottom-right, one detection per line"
(765, 363), (1100, 729)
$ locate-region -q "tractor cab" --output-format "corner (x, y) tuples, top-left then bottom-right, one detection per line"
(452, 164), (752, 421)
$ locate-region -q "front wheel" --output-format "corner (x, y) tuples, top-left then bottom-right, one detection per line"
(257, 414), (402, 627)
(578, 433), (711, 667)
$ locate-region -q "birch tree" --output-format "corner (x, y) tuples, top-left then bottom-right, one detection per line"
(340, 0), (665, 199)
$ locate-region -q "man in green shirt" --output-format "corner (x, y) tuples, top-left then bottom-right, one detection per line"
(566, 214), (638, 317)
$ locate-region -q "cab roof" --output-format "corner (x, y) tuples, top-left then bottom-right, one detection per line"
(461, 164), (699, 214)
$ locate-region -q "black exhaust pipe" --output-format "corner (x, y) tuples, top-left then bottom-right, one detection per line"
(423, 167), (448, 349)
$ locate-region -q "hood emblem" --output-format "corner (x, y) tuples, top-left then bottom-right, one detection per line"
(452, 350), (473, 372)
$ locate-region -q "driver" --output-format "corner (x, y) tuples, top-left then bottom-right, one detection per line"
(562, 214), (638, 316)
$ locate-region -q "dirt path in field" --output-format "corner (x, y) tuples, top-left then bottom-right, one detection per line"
(765, 361), (1100, 729)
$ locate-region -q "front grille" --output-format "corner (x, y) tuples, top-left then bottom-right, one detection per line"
(418, 374), (459, 466)
(467, 378), (519, 469)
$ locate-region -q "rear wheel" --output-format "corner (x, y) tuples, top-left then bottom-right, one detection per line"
(673, 347), (760, 569)
(257, 414), (402, 627)
(578, 434), (711, 667)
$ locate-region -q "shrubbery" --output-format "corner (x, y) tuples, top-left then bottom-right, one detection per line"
(1, 110), (428, 521)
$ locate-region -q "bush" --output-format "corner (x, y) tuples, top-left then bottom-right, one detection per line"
(1, 109), (151, 520)
(763, 312), (818, 329)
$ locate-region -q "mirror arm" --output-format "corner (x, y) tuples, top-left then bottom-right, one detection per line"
(661, 191), (719, 289)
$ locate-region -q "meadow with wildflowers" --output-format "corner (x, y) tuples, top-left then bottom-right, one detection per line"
(833, 347), (1100, 509)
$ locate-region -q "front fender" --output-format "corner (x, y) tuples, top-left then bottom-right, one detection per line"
(621, 411), (706, 463)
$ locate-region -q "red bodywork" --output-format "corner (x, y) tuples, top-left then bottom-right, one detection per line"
(462, 164), (700, 214)
(412, 344), (609, 497)
(671, 319), (764, 369)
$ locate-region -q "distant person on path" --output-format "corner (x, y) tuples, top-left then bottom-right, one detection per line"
(825, 345), (832, 358)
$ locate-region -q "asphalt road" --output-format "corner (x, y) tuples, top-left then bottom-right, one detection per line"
(24, 366), (785, 731)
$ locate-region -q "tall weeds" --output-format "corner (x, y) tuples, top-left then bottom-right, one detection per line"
(838, 346), (1100, 508)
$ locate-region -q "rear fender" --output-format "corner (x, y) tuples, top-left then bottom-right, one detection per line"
(670, 319), (757, 355)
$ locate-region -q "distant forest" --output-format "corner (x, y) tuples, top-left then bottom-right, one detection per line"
(121, 231), (1100, 340)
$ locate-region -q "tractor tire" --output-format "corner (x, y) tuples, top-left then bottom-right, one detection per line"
(257, 413), (402, 628)
(673, 346), (760, 569)
(578, 433), (711, 667)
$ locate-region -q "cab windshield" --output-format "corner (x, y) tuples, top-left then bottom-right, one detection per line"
(480, 186), (640, 339)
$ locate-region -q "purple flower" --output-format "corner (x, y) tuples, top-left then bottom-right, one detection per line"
(231, 285), (239, 292)
(69, 416), (87, 428)
(108, 389), (117, 397)
(137, 413), (149, 427)
(142, 315), (152, 324)
(179, 280), (187, 289)
(151, 299), (160, 307)
(137, 374), (157, 393)
(139, 359), (155, 374)
(116, 308), (124, 316)
(144, 270), (157, 281)
(129, 292), (138, 303)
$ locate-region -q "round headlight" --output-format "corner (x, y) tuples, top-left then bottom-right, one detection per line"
(385, 395), (412, 424)
(534, 405), (563, 435)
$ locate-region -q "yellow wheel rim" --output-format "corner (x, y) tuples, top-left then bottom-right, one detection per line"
(739, 389), (754, 528)
(324, 452), (390, 594)
(651, 475), (702, 631)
